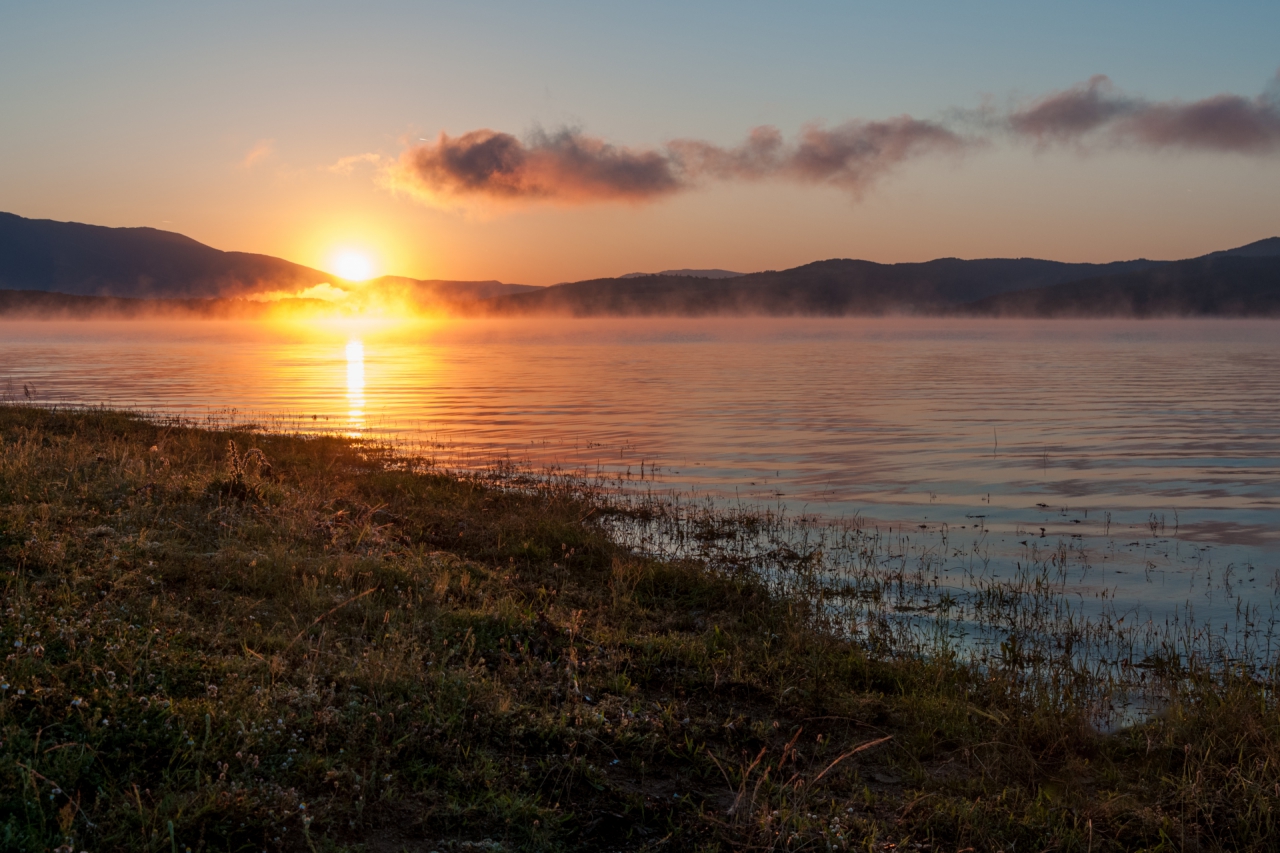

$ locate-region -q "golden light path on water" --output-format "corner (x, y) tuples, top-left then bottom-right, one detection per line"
(345, 338), (365, 434)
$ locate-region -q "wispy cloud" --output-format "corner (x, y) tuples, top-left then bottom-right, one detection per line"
(672, 118), (965, 196)
(1008, 73), (1280, 153)
(241, 138), (275, 168)
(328, 152), (386, 175)
(362, 71), (1280, 210)
(384, 120), (967, 208)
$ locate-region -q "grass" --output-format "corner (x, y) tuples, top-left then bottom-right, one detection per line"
(0, 404), (1277, 852)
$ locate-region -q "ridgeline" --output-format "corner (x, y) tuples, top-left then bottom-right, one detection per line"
(4, 212), (1280, 318)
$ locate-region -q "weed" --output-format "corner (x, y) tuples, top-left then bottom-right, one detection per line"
(0, 404), (1276, 851)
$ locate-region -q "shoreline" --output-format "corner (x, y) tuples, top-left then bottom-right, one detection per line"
(1, 405), (1276, 851)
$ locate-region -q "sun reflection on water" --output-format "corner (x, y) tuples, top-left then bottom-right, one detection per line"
(345, 339), (365, 434)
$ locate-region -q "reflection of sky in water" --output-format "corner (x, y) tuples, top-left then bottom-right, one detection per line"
(2, 317), (1278, 634)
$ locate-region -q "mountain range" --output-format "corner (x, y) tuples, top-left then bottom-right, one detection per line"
(0, 212), (538, 314)
(963, 251), (1280, 317)
(2, 211), (1278, 318)
(620, 268), (744, 279)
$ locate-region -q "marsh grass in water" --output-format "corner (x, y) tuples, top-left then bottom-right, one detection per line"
(596, 489), (1280, 733)
(1, 405), (1277, 851)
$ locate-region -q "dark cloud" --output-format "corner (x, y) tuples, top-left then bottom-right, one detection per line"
(786, 118), (965, 191)
(1008, 75), (1135, 143)
(1121, 94), (1280, 153)
(1009, 73), (1280, 153)
(379, 72), (1280, 209)
(672, 118), (964, 195)
(392, 120), (966, 207)
(392, 128), (683, 203)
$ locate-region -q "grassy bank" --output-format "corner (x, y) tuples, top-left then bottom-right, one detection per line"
(1, 405), (1277, 852)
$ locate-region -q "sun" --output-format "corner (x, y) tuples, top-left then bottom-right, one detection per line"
(330, 250), (377, 281)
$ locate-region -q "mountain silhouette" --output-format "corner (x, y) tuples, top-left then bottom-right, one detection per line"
(620, 268), (744, 279)
(3, 212), (1277, 318)
(0, 212), (330, 298)
(480, 256), (1165, 316)
(964, 252), (1280, 317)
(0, 212), (536, 305)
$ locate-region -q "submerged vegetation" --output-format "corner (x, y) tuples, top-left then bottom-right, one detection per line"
(1, 405), (1278, 851)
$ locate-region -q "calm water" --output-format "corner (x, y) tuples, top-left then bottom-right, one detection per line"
(4, 317), (1279, 656)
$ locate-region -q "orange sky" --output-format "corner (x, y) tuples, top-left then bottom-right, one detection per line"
(2, 4), (1278, 285)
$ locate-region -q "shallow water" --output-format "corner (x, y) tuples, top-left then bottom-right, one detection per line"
(4, 316), (1279, 662)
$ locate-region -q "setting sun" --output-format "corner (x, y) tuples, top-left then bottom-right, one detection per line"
(330, 250), (376, 281)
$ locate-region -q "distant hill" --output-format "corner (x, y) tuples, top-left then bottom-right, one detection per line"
(0, 212), (331, 298)
(4, 211), (1278, 318)
(620, 268), (744, 279)
(1201, 236), (1280, 260)
(481, 256), (1165, 316)
(0, 212), (537, 307)
(964, 254), (1280, 317)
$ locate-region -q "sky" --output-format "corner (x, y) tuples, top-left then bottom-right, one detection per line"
(2, 1), (1279, 285)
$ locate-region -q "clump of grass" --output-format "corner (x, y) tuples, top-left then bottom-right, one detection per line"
(1, 404), (1277, 852)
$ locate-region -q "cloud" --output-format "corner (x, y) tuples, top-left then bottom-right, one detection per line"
(328, 152), (386, 175)
(367, 71), (1280, 210)
(671, 118), (963, 196)
(386, 120), (966, 208)
(388, 128), (684, 205)
(1009, 73), (1280, 153)
(241, 139), (275, 168)
(1007, 76), (1135, 144)
(788, 118), (965, 190)
(1120, 94), (1280, 153)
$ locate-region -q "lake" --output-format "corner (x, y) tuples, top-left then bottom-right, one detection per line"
(4, 316), (1279, 676)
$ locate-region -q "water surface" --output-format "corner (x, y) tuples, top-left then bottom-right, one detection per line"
(4, 317), (1278, 660)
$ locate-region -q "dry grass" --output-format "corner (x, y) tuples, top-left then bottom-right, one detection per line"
(0, 405), (1277, 852)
